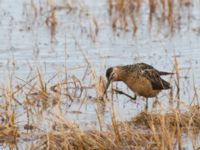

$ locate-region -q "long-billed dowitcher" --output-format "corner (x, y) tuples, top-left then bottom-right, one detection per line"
(103, 63), (173, 110)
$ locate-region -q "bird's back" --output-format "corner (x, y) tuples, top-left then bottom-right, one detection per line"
(122, 63), (172, 76)
(120, 63), (171, 97)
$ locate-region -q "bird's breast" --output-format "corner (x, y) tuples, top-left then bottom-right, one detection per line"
(124, 75), (160, 98)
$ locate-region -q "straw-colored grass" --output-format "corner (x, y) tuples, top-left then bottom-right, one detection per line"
(0, 42), (198, 149)
(0, 1), (199, 149)
(24, 106), (200, 150)
(108, 0), (192, 34)
(0, 64), (199, 149)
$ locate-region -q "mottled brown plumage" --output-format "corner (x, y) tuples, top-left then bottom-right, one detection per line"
(104, 63), (173, 110)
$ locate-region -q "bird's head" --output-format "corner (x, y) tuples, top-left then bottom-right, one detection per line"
(103, 67), (119, 96)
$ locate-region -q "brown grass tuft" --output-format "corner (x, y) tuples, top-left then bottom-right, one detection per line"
(108, 0), (192, 34)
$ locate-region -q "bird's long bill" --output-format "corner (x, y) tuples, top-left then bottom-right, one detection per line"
(103, 79), (111, 96)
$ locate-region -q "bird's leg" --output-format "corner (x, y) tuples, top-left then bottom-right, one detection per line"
(145, 98), (148, 111)
(112, 88), (137, 101)
(133, 94), (137, 100)
(152, 96), (159, 108)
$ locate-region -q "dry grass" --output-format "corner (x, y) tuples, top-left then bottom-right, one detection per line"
(0, 44), (198, 149)
(44, 1), (98, 42)
(0, 60), (200, 149)
(0, 0), (199, 149)
(27, 0), (195, 44)
(108, 0), (192, 34)
(21, 105), (200, 150)
(0, 47), (198, 149)
(25, 0), (99, 42)
(31, 119), (116, 150)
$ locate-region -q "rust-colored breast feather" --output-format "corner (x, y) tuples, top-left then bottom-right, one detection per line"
(125, 75), (160, 98)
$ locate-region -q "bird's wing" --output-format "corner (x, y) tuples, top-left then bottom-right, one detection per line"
(137, 63), (173, 76)
(141, 69), (171, 90)
(124, 63), (156, 73)
(137, 63), (155, 70)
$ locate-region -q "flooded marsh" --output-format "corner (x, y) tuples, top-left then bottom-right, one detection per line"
(0, 0), (200, 149)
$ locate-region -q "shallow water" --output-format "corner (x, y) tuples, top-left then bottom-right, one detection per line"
(0, 0), (200, 149)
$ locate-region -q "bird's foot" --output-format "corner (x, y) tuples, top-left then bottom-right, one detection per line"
(112, 89), (137, 102)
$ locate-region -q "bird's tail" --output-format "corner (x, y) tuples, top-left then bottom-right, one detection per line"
(159, 71), (174, 76)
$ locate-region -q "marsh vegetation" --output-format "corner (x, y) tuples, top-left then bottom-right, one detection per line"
(0, 0), (200, 149)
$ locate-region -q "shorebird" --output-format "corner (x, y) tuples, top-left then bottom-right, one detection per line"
(103, 63), (173, 110)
